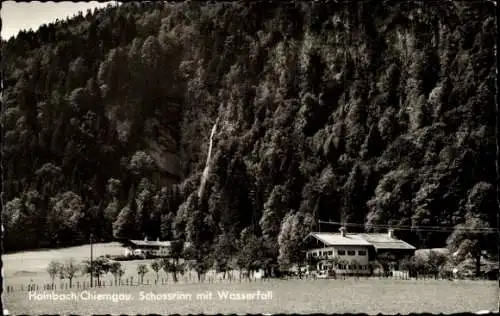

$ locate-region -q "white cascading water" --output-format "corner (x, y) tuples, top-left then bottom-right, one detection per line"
(198, 118), (218, 198)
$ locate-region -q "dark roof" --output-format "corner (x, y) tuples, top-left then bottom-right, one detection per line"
(306, 232), (372, 246)
(128, 240), (171, 247)
(357, 234), (416, 250)
(126, 240), (192, 248)
(306, 232), (416, 250)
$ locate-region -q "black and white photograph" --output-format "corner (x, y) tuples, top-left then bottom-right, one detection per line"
(1, 1), (499, 314)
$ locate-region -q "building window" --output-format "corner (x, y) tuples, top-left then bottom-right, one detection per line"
(338, 250), (346, 256)
(327, 251), (333, 256)
(313, 252), (317, 257)
(358, 250), (367, 256)
(347, 250), (355, 256)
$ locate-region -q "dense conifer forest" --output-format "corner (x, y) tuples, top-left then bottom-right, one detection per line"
(1, 1), (497, 272)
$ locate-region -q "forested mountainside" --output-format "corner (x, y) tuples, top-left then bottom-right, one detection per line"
(1, 1), (497, 268)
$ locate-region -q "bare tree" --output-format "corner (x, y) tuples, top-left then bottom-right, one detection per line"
(62, 258), (79, 288)
(118, 267), (125, 284)
(151, 260), (161, 282)
(47, 260), (61, 285)
(137, 264), (149, 284)
(109, 262), (123, 285)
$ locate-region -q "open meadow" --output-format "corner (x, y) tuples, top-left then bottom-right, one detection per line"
(3, 242), (128, 288)
(4, 278), (498, 315)
(3, 243), (499, 315)
(2, 242), (243, 289)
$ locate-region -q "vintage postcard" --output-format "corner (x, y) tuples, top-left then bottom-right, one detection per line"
(1, 1), (498, 315)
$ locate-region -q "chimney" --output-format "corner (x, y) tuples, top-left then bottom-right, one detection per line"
(339, 227), (346, 237)
(156, 237), (160, 242)
(144, 236), (148, 242)
(388, 228), (394, 239)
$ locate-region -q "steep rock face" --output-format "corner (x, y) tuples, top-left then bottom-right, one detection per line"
(175, 1), (495, 236)
(1, 1), (496, 256)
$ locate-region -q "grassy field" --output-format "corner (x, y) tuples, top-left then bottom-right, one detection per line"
(4, 279), (498, 315)
(3, 242), (240, 289)
(3, 243), (499, 314)
(3, 242), (129, 288)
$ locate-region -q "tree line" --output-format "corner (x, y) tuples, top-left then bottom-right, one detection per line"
(45, 247), (484, 289)
(2, 1), (497, 278)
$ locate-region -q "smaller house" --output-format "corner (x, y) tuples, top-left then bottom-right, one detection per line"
(124, 238), (173, 257)
(124, 238), (192, 258)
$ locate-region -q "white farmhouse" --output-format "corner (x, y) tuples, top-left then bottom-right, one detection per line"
(304, 227), (416, 276)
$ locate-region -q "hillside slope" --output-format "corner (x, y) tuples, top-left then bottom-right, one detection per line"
(1, 1), (496, 269)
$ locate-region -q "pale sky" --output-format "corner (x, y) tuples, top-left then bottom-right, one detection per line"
(1, 1), (117, 40)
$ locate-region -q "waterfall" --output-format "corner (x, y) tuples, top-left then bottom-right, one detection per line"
(198, 119), (218, 198)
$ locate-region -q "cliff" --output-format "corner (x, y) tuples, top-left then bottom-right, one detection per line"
(1, 1), (496, 266)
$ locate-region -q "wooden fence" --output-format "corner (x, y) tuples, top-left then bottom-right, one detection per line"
(5, 273), (277, 293)
(5, 272), (460, 293)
